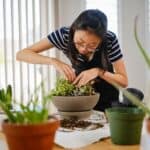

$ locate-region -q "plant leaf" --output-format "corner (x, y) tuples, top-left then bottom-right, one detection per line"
(134, 16), (150, 69)
(113, 82), (150, 115)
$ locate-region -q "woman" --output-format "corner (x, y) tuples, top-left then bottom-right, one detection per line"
(16, 9), (128, 111)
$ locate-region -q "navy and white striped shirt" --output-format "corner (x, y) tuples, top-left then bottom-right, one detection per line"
(47, 27), (123, 63)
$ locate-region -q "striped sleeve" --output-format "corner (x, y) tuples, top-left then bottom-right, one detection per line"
(47, 27), (69, 51)
(107, 31), (123, 63)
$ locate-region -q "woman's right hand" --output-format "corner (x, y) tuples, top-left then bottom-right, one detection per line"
(51, 58), (76, 82)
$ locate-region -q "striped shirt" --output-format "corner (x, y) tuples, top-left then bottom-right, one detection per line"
(47, 27), (123, 63)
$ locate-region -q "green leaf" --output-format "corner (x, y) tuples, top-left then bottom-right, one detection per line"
(0, 101), (16, 123)
(6, 85), (12, 99)
(134, 16), (150, 69)
(113, 82), (150, 115)
(0, 89), (6, 102)
(0, 90), (2, 100)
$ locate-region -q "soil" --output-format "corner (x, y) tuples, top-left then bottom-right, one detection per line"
(60, 118), (103, 130)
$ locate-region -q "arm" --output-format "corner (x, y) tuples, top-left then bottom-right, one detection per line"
(16, 38), (55, 64)
(73, 59), (128, 88)
(98, 59), (128, 87)
(16, 38), (76, 81)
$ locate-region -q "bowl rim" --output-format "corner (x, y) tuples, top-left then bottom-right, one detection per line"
(52, 93), (100, 98)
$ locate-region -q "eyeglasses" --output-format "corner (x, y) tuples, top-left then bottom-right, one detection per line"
(74, 42), (99, 52)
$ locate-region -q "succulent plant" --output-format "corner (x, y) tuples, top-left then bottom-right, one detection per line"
(50, 78), (96, 96)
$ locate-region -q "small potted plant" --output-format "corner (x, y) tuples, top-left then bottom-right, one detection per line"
(0, 83), (59, 150)
(50, 78), (100, 119)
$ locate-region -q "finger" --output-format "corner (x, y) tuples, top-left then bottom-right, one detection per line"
(73, 73), (83, 85)
(78, 78), (89, 87)
(63, 67), (73, 82)
(65, 66), (76, 82)
(59, 69), (69, 80)
(67, 66), (76, 81)
(77, 80), (84, 87)
(70, 68), (76, 81)
(78, 77), (93, 87)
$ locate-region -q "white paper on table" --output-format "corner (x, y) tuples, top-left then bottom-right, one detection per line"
(0, 140), (8, 150)
(54, 123), (110, 149)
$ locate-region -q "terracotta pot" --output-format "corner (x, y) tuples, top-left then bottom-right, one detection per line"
(2, 119), (59, 150)
(146, 117), (150, 133)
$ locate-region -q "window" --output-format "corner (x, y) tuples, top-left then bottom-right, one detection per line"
(86, 0), (118, 36)
(0, 0), (56, 103)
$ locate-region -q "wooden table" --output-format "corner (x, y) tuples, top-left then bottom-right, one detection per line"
(0, 132), (140, 150)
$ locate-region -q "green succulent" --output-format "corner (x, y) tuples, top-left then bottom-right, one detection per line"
(50, 78), (95, 96)
(50, 78), (75, 96)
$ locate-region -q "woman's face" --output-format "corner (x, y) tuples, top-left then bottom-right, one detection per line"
(73, 30), (101, 55)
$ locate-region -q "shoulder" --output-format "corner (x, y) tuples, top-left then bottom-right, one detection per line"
(106, 31), (117, 42)
(47, 26), (70, 50)
(49, 26), (70, 39)
(106, 31), (123, 62)
(105, 30), (120, 49)
(60, 26), (70, 34)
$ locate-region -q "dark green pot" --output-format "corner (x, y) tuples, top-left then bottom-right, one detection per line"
(106, 107), (145, 145)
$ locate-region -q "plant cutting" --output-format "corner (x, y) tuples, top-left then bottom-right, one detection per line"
(0, 85), (12, 111)
(106, 16), (150, 145)
(0, 83), (59, 150)
(50, 78), (100, 119)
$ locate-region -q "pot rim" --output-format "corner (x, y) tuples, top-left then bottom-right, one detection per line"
(52, 93), (100, 98)
(2, 115), (60, 127)
(106, 107), (145, 115)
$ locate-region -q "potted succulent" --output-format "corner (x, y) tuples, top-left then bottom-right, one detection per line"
(50, 78), (100, 119)
(0, 83), (59, 150)
(106, 16), (150, 145)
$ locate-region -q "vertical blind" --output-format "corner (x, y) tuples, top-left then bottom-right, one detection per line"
(0, 0), (56, 103)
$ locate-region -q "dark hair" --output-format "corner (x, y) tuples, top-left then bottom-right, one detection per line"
(67, 9), (108, 67)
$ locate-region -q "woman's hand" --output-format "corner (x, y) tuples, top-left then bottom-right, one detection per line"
(51, 58), (76, 82)
(73, 68), (104, 87)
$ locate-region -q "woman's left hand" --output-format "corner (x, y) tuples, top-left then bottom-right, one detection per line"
(73, 68), (103, 87)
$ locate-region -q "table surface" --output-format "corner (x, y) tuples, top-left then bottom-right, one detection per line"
(0, 132), (140, 150)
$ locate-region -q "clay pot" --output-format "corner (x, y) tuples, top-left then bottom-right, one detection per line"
(146, 117), (150, 133)
(52, 94), (100, 119)
(2, 118), (59, 150)
(52, 94), (100, 111)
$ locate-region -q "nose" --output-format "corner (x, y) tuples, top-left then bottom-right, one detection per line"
(80, 47), (87, 52)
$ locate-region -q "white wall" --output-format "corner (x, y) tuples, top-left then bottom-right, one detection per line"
(58, 0), (86, 26)
(118, 0), (148, 100)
